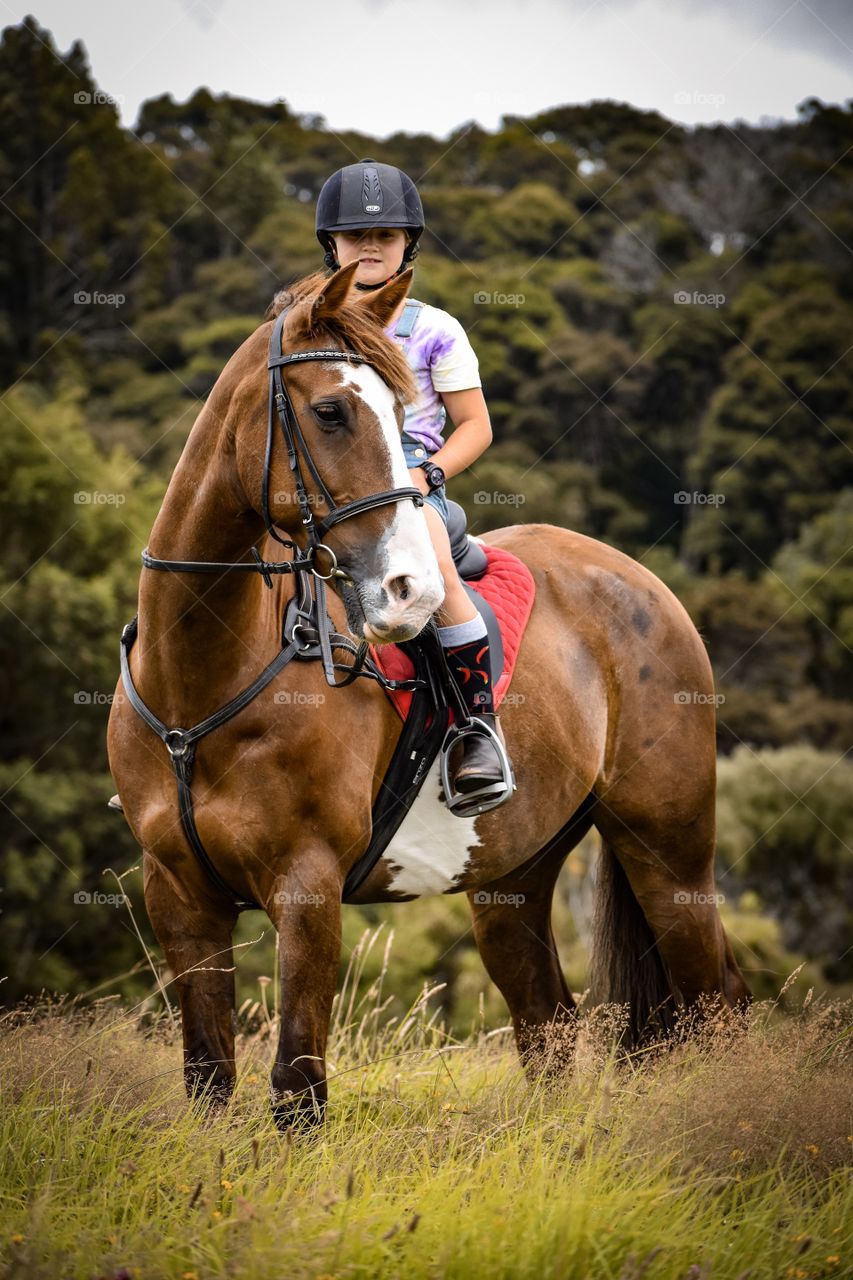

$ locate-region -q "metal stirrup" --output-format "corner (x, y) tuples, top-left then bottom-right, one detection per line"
(439, 718), (517, 818)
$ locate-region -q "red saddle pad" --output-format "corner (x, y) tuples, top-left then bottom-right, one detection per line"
(369, 542), (536, 722)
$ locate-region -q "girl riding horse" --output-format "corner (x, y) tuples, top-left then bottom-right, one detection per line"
(315, 158), (512, 807)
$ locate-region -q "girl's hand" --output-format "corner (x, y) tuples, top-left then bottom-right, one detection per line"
(408, 467), (432, 497)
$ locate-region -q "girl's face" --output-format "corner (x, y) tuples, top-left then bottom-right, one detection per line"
(330, 227), (409, 286)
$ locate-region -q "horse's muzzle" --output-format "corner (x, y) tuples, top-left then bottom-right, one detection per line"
(341, 570), (443, 644)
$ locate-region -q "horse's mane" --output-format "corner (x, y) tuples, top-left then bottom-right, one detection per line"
(264, 271), (417, 408)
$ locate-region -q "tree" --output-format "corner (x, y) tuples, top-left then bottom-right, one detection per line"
(0, 17), (173, 381)
(716, 745), (853, 981)
(684, 284), (853, 572)
(656, 126), (774, 256)
(771, 489), (853, 700)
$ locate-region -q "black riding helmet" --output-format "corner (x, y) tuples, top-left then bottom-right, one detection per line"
(316, 158), (425, 290)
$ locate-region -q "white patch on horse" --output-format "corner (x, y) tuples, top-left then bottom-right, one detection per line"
(381, 756), (481, 896)
(333, 363), (441, 596)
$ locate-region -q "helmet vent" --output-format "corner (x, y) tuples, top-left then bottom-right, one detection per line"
(361, 166), (383, 216)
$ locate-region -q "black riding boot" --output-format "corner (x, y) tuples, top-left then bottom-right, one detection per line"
(443, 635), (512, 796)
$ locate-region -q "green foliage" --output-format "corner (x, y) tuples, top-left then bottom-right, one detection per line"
(771, 489), (853, 698)
(716, 745), (853, 980)
(0, 766), (142, 997)
(468, 182), (590, 259)
(685, 286), (853, 571)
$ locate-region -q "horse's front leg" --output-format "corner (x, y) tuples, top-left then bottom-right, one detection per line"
(144, 853), (239, 1108)
(267, 849), (343, 1131)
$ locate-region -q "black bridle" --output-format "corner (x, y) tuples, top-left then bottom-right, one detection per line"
(118, 304), (451, 910)
(143, 304), (425, 590)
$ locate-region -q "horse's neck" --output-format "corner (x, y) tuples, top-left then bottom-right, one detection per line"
(136, 412), (285, 706)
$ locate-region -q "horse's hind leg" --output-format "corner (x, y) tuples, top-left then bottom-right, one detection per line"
(468, 802), (594, 1074)
(144, 853), (239, 1106)
(593, 777), (751, 1038)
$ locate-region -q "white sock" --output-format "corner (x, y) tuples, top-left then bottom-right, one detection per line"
(437, 613), (487, 648)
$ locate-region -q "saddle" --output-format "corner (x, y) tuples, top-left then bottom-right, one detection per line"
(369, 500), (536, 722)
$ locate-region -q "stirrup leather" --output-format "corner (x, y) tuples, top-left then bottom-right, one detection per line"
(439, 717), (517, 817)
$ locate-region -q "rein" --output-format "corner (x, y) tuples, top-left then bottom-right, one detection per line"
(119, 304), (452, 910)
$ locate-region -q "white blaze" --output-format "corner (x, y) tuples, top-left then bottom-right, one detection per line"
(334, 363), (443, 606)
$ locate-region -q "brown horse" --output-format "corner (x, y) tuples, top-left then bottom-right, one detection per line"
(107, 261), (749, 1126)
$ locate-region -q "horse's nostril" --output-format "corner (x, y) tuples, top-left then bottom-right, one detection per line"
(388, 575), (413, 603)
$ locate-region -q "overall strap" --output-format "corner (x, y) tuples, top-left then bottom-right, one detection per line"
(394, 298), (424, 339)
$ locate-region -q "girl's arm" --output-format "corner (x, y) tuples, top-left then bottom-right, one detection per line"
(429, 388), (493, 480)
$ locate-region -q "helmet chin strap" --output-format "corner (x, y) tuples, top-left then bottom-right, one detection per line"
(353, 263), (407, 292)
(323, 242), (412, 291)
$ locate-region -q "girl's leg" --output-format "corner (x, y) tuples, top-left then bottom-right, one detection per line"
(422, 504), (513, 800)
(423, 505), (480, 627)
(422, 506), (479, 627)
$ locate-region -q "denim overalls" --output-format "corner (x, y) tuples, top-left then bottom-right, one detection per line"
(394, 298), (449, 524)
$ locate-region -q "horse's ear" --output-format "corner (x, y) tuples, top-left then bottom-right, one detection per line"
(358, 269), (415, 329)
(309, 260), (360, 329)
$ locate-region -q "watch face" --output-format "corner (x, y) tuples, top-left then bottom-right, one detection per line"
(428, 465), (445, 489)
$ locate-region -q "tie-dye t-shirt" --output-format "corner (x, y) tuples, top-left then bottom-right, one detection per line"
(384, 301), (482, 453)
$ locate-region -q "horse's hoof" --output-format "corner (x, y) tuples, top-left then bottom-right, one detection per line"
(271, 1091), (326, 1135)
(184, 1067), (234, 1114)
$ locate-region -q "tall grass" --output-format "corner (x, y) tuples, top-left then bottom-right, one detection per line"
(1, 928), (851, 1280)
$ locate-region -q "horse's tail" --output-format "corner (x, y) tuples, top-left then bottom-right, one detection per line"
(589, 840), (675, 1047)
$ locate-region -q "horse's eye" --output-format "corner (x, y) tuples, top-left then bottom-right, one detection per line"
(314, 404), (343, 427)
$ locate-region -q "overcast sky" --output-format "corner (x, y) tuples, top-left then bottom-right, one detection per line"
(8, 0), (853, 138)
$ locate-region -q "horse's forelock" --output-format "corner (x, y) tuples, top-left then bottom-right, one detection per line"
(265, 273), (417, 409)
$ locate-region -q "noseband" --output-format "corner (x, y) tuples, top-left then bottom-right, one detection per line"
(142, 304), (425, 584)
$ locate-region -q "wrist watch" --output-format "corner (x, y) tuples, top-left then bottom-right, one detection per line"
(418, 460), (446, 491)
